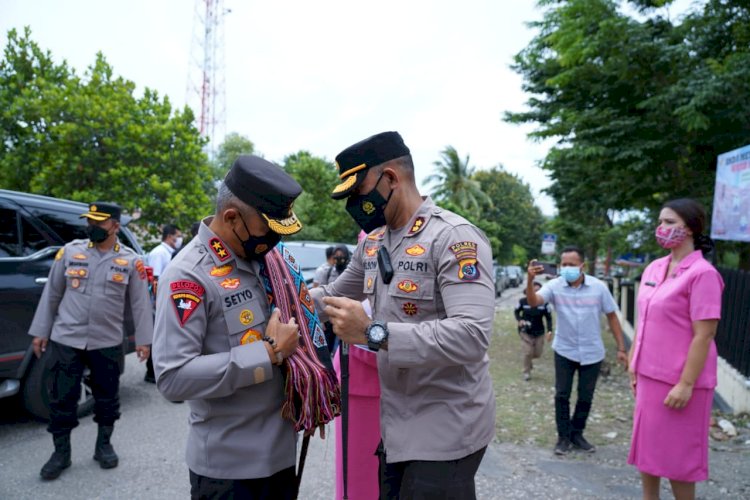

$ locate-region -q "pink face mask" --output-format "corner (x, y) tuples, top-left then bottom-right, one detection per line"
(655, 225), (688, 249)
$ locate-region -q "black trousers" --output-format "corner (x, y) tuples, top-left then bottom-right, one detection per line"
(378, 443), (486, 500)
(189, 467), (296, 500)
(554, 351), (601, 439)
(46, 340), (122, 435)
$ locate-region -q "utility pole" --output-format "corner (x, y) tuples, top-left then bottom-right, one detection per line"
(187, 0), (228, 156)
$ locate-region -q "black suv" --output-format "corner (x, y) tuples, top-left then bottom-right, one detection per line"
(0, 190), (144, 419)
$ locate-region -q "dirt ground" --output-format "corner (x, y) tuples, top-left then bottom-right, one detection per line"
(486, 286), (750, 499)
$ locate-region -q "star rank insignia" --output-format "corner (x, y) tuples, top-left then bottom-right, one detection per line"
(407, 217), (426, 236)
(209, 237), (231, 262)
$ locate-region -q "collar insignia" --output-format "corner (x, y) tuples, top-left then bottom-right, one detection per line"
(407, 217), (426, 236)
(209, 237), (231, 262)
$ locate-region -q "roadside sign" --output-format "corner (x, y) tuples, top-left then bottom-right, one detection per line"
(541, 233), (557, 255)
(711, 143), (750, 242)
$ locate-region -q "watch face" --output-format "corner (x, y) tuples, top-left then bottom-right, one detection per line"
(369, 325), (386, 342)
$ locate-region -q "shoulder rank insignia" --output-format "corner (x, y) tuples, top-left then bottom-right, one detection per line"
(403, 302), (418, 316)
(209, 237), (231, 262)
(170, 280), (205, 326)
(114, 243), (120, 252)
(405, 244), (426, 256)
(450, 241), (480, 281)
(407, 217), (426, 236)
(55, 248), (65, 261)
(397, 279), (419, 293)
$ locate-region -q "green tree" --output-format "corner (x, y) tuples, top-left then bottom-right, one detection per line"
(0, 28), (213, 233)
(282, 151), (360, 243)
(213, 132), (255, 178)
(473, 167), (545, 263)
(506, 0), (750, 268)
(424, 146), (490, 217)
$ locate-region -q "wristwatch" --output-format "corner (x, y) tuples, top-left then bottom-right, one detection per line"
(366, 321), (389, 352)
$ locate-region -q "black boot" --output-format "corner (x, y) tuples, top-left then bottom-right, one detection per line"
(40, 433), (72, 480)
(93, 425), (118, 469)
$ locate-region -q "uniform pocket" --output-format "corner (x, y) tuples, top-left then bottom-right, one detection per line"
(65, 266), (89, 293)
(105, 270), (130, 295)
(224, 298), (267, 346)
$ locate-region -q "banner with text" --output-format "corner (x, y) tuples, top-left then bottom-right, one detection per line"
(711, 144), (750, 242)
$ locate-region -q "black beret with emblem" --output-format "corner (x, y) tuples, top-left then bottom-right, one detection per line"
(80, 202), (122, 222)
(224, 155), (303, 235)
(331, 131), (410, 200)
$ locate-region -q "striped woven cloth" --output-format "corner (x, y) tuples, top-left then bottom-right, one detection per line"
(259, 242), (341, 432)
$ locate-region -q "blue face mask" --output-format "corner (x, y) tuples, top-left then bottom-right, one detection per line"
(560, 266), (581, 283)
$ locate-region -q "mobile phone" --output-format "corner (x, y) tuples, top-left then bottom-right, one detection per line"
(532, 260), (558, 276)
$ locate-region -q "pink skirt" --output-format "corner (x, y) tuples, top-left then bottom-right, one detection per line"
(628, 374), (713, 482)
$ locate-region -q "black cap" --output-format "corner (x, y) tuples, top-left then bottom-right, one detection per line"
(224, 155), (303, 235)
(80, 202), (122, 222)
(331, 131), (410, 200)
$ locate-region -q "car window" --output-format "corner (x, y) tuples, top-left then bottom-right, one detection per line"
(0, 207), (20, 257)
(0, 208), (54, 257)
(29, 207), (88, 243)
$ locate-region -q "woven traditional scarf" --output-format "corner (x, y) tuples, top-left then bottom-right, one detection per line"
(259, 242), (341, 432)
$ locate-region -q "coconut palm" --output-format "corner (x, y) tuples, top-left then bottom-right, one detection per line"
(424, 146), (491, 215)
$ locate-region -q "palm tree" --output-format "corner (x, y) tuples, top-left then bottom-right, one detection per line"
(424, 146), (491, 215)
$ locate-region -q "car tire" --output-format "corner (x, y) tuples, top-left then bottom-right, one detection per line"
(22, 354), (94, 421)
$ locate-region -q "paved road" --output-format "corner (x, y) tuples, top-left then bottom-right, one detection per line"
(1, 282), (745, 499)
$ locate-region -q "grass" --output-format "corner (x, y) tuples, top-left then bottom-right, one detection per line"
(488, 307), (635, 450)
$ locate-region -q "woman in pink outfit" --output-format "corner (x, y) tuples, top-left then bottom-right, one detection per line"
(628, 198), (724, 500)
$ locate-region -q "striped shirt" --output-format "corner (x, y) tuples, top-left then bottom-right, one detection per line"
(538, 274), (618, 365)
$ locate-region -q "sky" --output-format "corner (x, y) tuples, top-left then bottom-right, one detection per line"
(0, 0), (697, 216)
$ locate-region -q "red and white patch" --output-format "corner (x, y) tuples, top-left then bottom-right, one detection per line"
(170, 280), (205, 326)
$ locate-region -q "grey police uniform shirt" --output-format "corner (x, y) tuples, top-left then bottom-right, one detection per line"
(151, 218), (295, 480)
(311, 197), (496, 463)
(28, 239), (153, 349)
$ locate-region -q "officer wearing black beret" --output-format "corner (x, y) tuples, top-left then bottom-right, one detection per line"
(311, 132), (497, 499)
(29, 201), (153, 479)
(152, 155), (304, 498)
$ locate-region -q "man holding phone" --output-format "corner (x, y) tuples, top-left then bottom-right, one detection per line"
(527, 245), (627, 456)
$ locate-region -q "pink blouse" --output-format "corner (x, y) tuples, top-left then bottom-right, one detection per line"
(631, 250), (724, 389)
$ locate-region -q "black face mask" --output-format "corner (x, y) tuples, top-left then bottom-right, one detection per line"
(233, 213), (281, 261)
(86, 225), (110, 243)
(334, 255), (350, 273)
(345, 173), (393, 233)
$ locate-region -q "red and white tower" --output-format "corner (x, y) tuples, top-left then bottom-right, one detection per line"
(187, 0), (227, 154)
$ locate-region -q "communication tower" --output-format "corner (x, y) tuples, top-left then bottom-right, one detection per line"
(187, 0), (227, 154)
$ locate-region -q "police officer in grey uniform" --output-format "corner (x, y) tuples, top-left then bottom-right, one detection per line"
(311, 132), (496, 499)
(152, 155), (303, 500)
(28, 202), (153, 480)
